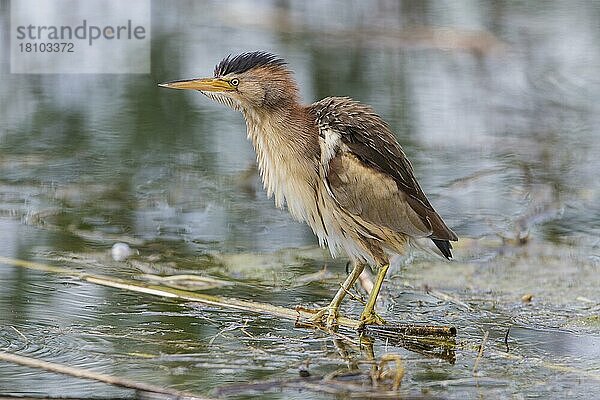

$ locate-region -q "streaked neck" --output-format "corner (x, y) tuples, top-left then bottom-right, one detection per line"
(242, 104), (320, 208)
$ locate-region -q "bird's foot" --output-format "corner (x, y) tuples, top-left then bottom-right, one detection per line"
(358, 310), (386, 329)
(312, 305), (339, 329)
(297, 305), (339, 329)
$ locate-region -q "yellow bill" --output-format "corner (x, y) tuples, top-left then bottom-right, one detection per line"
(158, 77), (234, 91)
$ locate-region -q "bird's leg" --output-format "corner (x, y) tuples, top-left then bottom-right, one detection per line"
(311, 262), (365, 328)
(359, 263), (389, 327)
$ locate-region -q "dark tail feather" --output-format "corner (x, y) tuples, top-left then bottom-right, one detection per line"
(432, 239), (453, 259)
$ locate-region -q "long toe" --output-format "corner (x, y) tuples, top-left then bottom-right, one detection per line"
(359, 311), (386, 328)
(309, 308), (327, 324)
(303, 306), (340, 330)
(325, 307), (339, 328)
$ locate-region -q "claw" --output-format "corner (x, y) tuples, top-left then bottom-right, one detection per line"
(358, 310), (386, 329)
(310, 306), (339, 329)
(326, 308), (338, 328)
(297, 262), (367, 331)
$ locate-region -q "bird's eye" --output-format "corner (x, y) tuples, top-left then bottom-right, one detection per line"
(230, 78), (239, 87)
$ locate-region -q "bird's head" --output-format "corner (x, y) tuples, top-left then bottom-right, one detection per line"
(159, 51), (299, 112)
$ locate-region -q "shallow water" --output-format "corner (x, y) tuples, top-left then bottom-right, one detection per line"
(1, 1), (600, 398)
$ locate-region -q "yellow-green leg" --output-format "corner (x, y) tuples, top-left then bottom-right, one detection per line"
(359, 263), (389, 327)
(312, 262), (365, 328)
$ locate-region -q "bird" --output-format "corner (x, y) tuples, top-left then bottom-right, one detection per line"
(159, 51), (458, 328)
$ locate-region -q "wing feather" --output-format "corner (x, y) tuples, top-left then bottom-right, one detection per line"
(327, 152), (434, 238)
(310, 97), (458, 255)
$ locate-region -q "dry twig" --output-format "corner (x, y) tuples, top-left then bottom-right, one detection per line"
(0, 351), (211, 399)
(473, 330), (489, 374)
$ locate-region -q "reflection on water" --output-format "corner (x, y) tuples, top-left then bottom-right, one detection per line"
(1, 1), (600, 398)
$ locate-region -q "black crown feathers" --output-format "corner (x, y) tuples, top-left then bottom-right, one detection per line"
(214, 51), (286, 77)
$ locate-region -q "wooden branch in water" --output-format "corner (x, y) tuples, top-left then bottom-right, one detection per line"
(0, 351), (212, 400)
(0, 256), (456, 341)
(0, 256), (359, 326)
(361, 324), (456, 337)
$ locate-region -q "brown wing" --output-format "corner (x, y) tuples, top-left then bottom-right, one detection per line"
(310, 97), (457, 256)
(326, 152), (435, 237)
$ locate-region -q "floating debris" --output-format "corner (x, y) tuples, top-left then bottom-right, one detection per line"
(521, 294), (534, 303)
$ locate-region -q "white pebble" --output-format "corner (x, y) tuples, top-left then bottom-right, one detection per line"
(111, 242), (136, 261)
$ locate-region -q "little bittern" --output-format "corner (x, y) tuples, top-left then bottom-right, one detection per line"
(160, 51), (458, 328)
